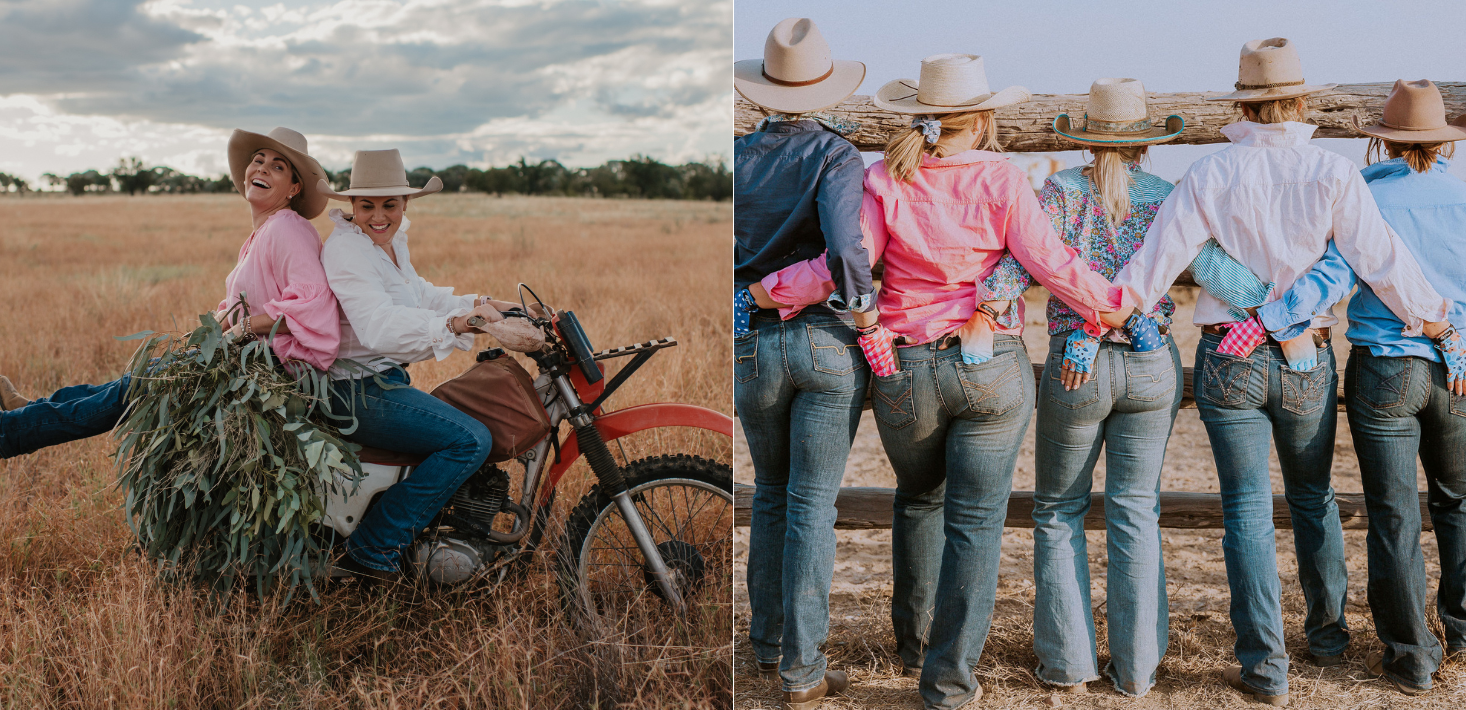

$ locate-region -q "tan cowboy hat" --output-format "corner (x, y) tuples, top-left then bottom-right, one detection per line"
(873, 54), (1031, 115)
(1206, 37), (1335, 103)
(734, 18), (865, 114)
(317, 149), (442, 201)
(227, 126), (329, 218)
(1356, 80), (1466, 143)
(1053, 78), (1184, 146)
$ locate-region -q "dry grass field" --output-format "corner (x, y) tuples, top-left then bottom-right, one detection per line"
(734, 287), (1466, 709)
(0, 193), (732, 709)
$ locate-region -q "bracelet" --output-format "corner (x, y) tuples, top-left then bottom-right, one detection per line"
(238, 315), (256, 343)
(1434, 325), (1457, 344)
(447, 315), (460, 335)
(977, 302), (1003, 321)
(856, 323), (881, 336)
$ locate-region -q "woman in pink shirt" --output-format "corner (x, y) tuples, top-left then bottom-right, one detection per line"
(0, 127), (341, 458)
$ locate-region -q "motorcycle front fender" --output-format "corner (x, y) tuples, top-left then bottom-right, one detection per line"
(537, 403), (733, 505)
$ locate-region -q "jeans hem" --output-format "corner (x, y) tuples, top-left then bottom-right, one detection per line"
(1104, 666), (1153, 698)
(781, 672), (828, 694)
(346, 542), (401, 572)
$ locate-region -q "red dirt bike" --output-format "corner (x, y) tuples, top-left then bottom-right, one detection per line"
(321, 286), (733, 617)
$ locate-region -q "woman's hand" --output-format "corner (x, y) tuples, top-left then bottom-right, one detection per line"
(1060, 328), (1100, 391)
(1432, 326), (1466, 396)
(857, 324), (908, 377)
(455, 303), (506, 334)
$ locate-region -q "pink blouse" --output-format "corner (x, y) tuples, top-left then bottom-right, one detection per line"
(764, 151), (1116, 345)
(216, 209), (341, 371)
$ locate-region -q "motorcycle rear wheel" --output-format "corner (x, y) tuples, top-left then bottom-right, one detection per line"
(558, 454), (732, 621)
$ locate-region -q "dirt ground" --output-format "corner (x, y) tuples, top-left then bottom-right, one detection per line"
(734, 287), (1466, 709)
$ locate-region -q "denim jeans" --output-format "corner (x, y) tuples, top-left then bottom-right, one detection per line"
(330, 368), (493, 571)
(1194, 332), (1349, 696)
(1344, 349), (1466, 690)
(870, 335), (1033, 710)
(0, 376), (130, 459)
(737, 310), (868, 693)
(1032, 334), (1182, 697)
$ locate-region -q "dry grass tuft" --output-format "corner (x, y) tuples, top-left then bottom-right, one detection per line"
(0, 193), (732, 709)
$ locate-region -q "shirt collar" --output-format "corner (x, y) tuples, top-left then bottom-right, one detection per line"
(1220, 120), (1318, 147)
(920, 150), (1009, 168)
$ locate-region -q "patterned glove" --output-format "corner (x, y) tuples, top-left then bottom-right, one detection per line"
(857, 324), (903, 377)
(734, 288), (758, 338)
(1062, 327), (1101, 374)
(957, 307), (999, 365)
(1434, 326), (1466, 386)
(1125, 314), (1165, 353)
(1217, 316), (1268, 358)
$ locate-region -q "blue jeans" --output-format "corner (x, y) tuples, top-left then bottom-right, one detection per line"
(1344, 349), (1466, 690)
(0, 376), (130, 459)
(871, 335), (1033, 710)
(1032, 334), (1181, 697)
(737, 310), (868, 693)
(330, 368), (493, 571)
(1194, 333), (1349, 696)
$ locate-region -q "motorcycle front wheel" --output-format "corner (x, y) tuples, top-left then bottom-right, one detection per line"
(558, 454), (732, 622)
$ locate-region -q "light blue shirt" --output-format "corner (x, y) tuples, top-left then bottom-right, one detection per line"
(1257, 241), (1355, 342)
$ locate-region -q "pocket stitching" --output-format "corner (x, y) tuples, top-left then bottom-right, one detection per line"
(806, 323), (862, 376)
(958, 352), (1024, 416)
(1200, 351), (1251, 407)
(1123, 349), (1176, 403)
(1281, 365), (1330, 416)
(872, 371), (917, 430)
(1044, 353), (1100, 410)
(734, 330), (758, 384)
(1358, 357), (1410, 410)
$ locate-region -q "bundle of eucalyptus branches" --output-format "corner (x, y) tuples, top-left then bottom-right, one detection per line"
(114, 304), (361, 600)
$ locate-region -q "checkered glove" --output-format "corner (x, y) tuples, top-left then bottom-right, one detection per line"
(858, 324), (902, 377)
(1189, 239), (1275, 321)
(1125, 314), (1165, 353)
(1063, 327), (1101, 374)
(1217, 316), (1268, 358)
(734, 288), (757, 338)
(1435, 326), (1466, 386)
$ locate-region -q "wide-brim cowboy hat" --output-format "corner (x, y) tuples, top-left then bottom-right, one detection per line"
(1359, 114), (1466, 143)
(1205, 37), (1335, 103)
(317, 149), (443, 201)
(872, 53), (1030, 115)
(1356, 79), (1466, 143)
(1054, 114), (1185, 146)
(734, 18), (865, 114)
(227, 127), (329, 219)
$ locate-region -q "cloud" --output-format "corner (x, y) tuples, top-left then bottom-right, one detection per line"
(0, 0), (204, 93)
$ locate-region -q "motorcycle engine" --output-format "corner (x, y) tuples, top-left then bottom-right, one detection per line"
(411, 464), (513, 585)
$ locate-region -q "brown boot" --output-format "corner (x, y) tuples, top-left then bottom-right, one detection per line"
(781, 670), (848, 710)
(0, 377), (30, 411)
(757, 659), (778, 681)
(1222, 665), (1289, 706)
(1365, 650), (1430, 696)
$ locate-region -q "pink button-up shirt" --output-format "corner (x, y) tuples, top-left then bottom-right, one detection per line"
(762, 151), (1116, 345)
(216, 208), (341, 371)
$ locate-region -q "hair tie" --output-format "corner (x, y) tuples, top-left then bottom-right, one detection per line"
(912, 117), (942, 144)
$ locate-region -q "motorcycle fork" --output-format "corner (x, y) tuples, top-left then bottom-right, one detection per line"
(552, 375), (688, 614)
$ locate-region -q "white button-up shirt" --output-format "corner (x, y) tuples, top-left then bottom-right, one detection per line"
(321, 209), (477, 378)
(1111, 121), (1449, 335)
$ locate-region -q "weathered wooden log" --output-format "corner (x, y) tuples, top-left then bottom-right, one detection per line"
(733, 483), (1431, 531)
(735, 82), (1466, 153)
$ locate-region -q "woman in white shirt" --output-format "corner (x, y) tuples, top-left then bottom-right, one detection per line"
(319, 149), (520, 579)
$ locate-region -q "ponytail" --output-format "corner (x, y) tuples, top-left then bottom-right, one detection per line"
(1367, 136), (1454, 173)
(883, 110), (1001, 182)
(1083, 146), (1147, 227)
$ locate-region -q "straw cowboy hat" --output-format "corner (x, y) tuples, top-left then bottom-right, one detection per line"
(1053, 78), (1184, 146)
(734, 18), (865, 114)
(1206, 37), (1335, 103)
(317, 149), (442, 201)
(227, 126), (329, 218)
(1356, 80), (1466, 143)
(873, 54), (1031, 115)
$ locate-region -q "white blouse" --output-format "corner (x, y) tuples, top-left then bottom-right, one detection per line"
(321, 209), (478, 378)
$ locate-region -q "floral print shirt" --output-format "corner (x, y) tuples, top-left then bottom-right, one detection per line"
(982, 163), (1175, 335)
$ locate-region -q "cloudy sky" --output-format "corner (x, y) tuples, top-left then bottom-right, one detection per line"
(0, 0), (731, 185)
(736, 0), (1466, 181)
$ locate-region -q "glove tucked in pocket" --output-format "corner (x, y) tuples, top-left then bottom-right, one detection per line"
(1217, 317), (1267, 359)
(858, 324), (903, 377)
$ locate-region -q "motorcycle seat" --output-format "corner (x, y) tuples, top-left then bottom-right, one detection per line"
(354, 444), (426, 467)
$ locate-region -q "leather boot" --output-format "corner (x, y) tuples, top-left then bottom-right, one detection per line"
(0, 377), (30, 411)
(757, 659), (778, 681)
(1365, 650), (1430, 696)
(781, 670), (848, 710)
(1222, 665), (1288, 706)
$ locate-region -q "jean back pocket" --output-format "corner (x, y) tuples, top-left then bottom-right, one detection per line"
(957, 351), (1025, 416)
(734, 331), (758, 384)
(1199, 349), (1254, 408)
(1281, 361), (1333, 416)
(1353, 355), (1412, 411)
(1123, 347), (1177, 403)
(806, 322), (863, 376)
(871, 370), (916, 430)
(1044, 352), (1100, 410)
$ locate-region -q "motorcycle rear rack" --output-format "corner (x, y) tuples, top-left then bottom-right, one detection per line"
(592, 337), (677, 361)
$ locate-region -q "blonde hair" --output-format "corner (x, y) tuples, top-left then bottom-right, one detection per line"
(884, 110), (1001, 182)
(1237, 96), (1309, 124)
(1082, 146), (1148, 227)
(1366, 137), (1455, 173)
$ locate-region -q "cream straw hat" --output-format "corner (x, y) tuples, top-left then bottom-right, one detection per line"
(1356, 80), (1466, 143)
(317, 149), (442, 201)
(1206, 37), (1335, 103)
(1053, 78), (1184, 146)
(227, 127), (330, 219)
(733, 18), (865, 114)
(873, 53), (1031, 115)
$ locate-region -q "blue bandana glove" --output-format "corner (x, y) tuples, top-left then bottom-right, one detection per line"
(1125, 314), (1165, 353)
(1063, 328), (1101, 374)
(1436, 327), (1466, 386)
(1188, 239), (1275, 321)
(734, 288), (758, 338)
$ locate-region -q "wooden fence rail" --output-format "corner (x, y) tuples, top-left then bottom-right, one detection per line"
(734, 82), (1466, 153)
(732, 484), (1433, 532)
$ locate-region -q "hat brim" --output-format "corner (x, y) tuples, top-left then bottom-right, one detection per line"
(872, 79), (1031, 114)
(227, 129), (329, 219)
(1054, 114), (1185, 146)
(1356, 114), (1466, 143)
(734, 59), (865, 114)
(1204, 83), (1336, 102)
(318, 176), (444, 201)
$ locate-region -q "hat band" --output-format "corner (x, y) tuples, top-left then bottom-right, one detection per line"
(349, 181), (412, 190)
(1379, 118), (1448, 131)
(1234, 79), (1305, 91)
(761, 62), (835, 87)
(1083, 115), (1154, 135)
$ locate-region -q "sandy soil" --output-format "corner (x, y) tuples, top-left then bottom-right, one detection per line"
(734, 287), (1464, 709)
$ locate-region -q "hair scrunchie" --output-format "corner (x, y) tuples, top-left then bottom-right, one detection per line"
(911, 117), (942, 144)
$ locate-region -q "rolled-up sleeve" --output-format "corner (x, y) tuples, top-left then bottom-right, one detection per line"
(323, 238), (473, 364)
(816, 143), (874, 312)
(1002, 182), (1113, 325)
(1111, 175), (1214, 314)
(1329, 172), (1449, 336)
(260, 223), (340, 371)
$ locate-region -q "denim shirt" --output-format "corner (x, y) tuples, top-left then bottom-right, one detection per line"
(734, 120), (873, 312)
(1344, 158), (1466, 361)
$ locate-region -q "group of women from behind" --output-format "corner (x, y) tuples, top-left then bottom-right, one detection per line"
(735, 19), (1466, 710)
(0, 129), (523, 582)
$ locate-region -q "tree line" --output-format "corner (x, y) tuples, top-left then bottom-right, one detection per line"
(0, 155), (730, 201)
